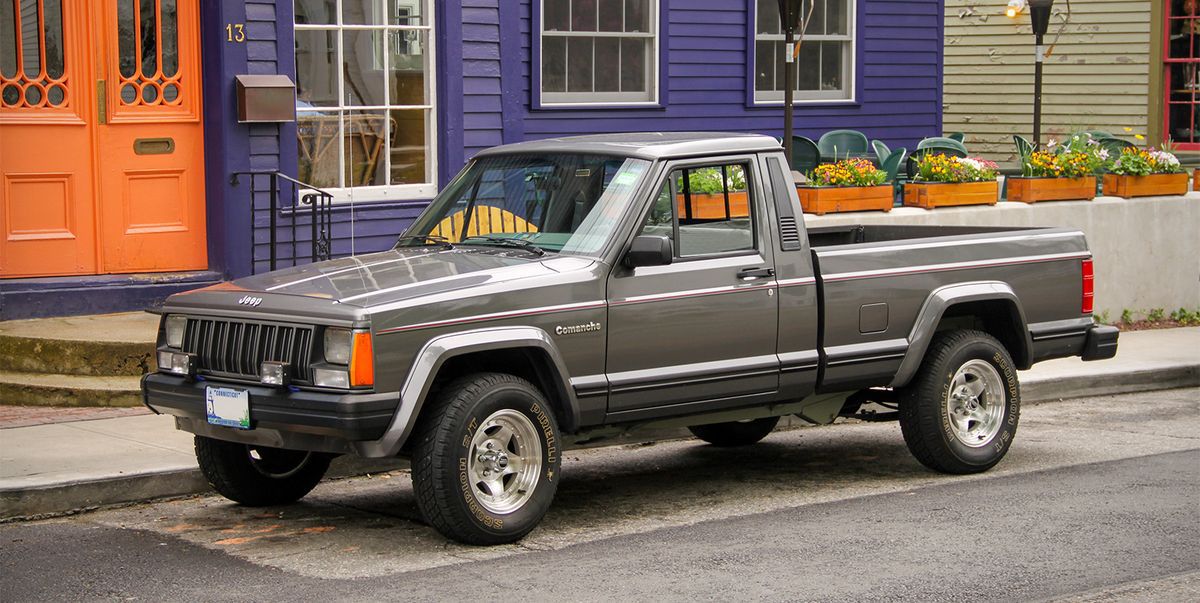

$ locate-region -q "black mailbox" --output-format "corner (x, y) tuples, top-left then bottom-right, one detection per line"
(235, 74), (296, 123)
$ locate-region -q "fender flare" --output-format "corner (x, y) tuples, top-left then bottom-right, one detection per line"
(353, 326), (578, 458)
(889, 281), (1031, 388)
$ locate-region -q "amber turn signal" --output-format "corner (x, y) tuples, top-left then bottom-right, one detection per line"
(350, 331), (375, 387)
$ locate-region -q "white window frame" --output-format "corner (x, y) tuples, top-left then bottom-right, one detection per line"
(753, 0), (856, 104)
(539, 0), (660, 107)
(294, 0), (438, 204)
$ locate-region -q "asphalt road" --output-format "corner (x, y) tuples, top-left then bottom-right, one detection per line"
(2, 388), (1198, 602)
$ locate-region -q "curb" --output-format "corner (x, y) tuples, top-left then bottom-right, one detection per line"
(3, 368), (1197, 521)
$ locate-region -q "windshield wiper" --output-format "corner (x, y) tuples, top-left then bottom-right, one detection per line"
(460, 236), (547, 256)
(396, 235), (454, 250)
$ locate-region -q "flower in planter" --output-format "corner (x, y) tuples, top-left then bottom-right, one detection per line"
(914, 154), (999, 183)
(1024, 134), (1106, 178)
(808, 158), (887, 187)
(1110, 147), (1185, 176)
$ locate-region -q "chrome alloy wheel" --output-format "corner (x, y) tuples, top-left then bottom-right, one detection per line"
(467, 409), (542, 514)
(946, 359), (1007, 448)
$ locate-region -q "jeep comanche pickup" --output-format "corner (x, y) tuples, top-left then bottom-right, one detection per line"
(143, 132), (1118, 544)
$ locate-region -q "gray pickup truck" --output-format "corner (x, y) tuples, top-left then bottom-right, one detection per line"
(143, 133), (1117, 544)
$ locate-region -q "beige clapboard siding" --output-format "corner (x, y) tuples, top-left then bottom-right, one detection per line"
(944, 0), (1152, 162)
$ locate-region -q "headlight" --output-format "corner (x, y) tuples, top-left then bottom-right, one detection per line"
(164, 315), (187, 349)
(324, 327), (352, 364)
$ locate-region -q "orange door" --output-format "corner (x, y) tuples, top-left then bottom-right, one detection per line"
(0, 0), (206, 278)
(0, 0), (98, 277)
(96, 0), (206, 273)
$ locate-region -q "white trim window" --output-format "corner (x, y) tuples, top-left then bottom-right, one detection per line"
(294, 0), (437, 203)
(540, 0), (659, 105)
(754, 0), (855, 103)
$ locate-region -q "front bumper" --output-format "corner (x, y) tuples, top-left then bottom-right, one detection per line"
(1081, 325), (1119, 361)
(142, 373), (399, 453)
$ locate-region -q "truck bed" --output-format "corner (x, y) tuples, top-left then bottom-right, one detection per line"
(806, 224), (1049, 249)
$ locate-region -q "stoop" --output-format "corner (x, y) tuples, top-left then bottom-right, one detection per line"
(0, 313), (159, 407)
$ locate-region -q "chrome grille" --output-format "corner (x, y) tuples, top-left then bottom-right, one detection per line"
(181, 318), (314, 382)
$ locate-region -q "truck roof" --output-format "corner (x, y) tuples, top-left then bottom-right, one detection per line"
(472, 132), (783, 161)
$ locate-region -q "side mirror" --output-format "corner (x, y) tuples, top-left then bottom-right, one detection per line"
(624, 235), (673, 268)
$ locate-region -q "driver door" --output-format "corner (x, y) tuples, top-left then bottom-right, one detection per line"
(604, 157), (780, 420)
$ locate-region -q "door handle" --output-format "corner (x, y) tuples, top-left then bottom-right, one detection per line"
(738, 267), (775, 280)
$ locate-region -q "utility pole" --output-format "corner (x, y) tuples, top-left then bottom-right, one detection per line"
(778, 0), (802, 165)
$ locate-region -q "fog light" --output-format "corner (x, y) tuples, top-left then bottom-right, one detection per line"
(261, 361), (291, 387)
(313, 367), (349, 388)
(159, 351), (195, 377)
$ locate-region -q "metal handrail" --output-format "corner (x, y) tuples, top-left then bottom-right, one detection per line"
(231, 171), (334, 274)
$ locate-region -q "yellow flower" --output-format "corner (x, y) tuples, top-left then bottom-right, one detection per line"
(1135, 134), (1145, 140)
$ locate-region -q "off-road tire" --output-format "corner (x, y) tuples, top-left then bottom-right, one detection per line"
(899, 329), (1021, 474)
(194, 436), (332, 506)
(688, 416), (780, 447)
(410, 372), (562, 545)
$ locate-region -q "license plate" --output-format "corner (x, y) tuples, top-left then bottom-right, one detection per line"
(206, 386), (251, 429)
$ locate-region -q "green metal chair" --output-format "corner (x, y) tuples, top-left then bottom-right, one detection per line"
(917, 137), (969, 155)
(1099, 137), (1136, 156)
(879, 147), (908, 205)
(872, 140), (891, 163)
(947, 132), (967, 143)
(790, 135), (822, 176)
(817, 129), (869, 157)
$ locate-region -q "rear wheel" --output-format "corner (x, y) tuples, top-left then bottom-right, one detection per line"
(194, 436), (332, 506)
(688, 416), (780, 447)
(899, 329), (1020, 474)
(410, 372), (562, 545)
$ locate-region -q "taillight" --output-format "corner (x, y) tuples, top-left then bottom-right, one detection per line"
(350, 331), (375, 387)
(1081, 258), (1094, 314)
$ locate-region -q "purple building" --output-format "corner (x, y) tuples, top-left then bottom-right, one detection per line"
(0, 0), (943, 319)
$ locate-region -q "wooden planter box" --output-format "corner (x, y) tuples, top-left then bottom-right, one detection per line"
(1102, 173), (1189, 198)
(676, 192), (750, 219)
(1193, 168), (1199, 192)
(903, 180), (998, 209)
(796, 185), (893, 215)
(1006, 176), (1097, 203)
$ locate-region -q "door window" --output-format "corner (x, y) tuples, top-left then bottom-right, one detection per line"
(1166, 0), (1200, 148)
(0, 0), (70, 111)
(640, 162), (756, 257)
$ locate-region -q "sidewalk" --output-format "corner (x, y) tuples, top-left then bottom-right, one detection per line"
(2, 327), (1197, 520)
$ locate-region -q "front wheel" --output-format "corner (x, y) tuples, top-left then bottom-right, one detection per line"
(899, 329), (1020, 474)
(194, 436), (332, 506)
(410, 373), (562, 545)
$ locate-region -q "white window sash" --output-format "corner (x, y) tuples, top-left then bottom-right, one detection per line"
(752, 0), (857, 104)
(538, 0), (660, 106)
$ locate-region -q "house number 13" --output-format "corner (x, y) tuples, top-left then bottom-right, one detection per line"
(226, 23), (246, 43)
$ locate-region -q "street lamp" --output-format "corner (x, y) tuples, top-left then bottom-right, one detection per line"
(1028, 0), (1054, 149)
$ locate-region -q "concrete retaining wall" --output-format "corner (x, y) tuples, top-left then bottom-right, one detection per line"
(805, 194), (1200, 320)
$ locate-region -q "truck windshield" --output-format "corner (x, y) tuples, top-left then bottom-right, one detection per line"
(401, 153), (650, 256)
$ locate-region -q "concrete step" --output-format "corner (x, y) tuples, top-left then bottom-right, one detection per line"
(0, 370), (143, 407)
(0, 312), (157, 376)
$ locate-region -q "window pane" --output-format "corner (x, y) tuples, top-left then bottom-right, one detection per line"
(297, 111), (342, 188)
(161, 0), (178, 77)
(139, 0), (157, 76)
(796, 42), (819, 90)
(820, 40), (843, 91)
(624, 0), (649, 33)
(674, 165), (754, 257)
(545, 0), (569, 31)
(755, 40), (774, 91)
(295, 0), (336, 24)
(571, 0), (597, 31)
(389, 108), (428, 185)
(757, 0), (779, 35)
(542, 36), (566, 92)
(389, 29), (427, 105)
(0, 0), (15, 78)
(343, 0), (382, 25)
(619, 37), (646, 92)
(595, 37), (619, 91)
(387, 0), (425, 25)
(774, 41), (786, 91)
(827, 0), (848, 35)
(17, 0), (39, 76)
(811, 0), (827, 36)
(343, 29), (386, 106)
(598, 0), (622, 31)
(345, 110), (389, 186)
(118, 0), (135, 77)
(295, 29), (338, 107)
(639, 181), (675, 241)
(567, 36), (593, 92)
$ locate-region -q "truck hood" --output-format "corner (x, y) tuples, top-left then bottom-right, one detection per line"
(210, 247), (597, 308)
